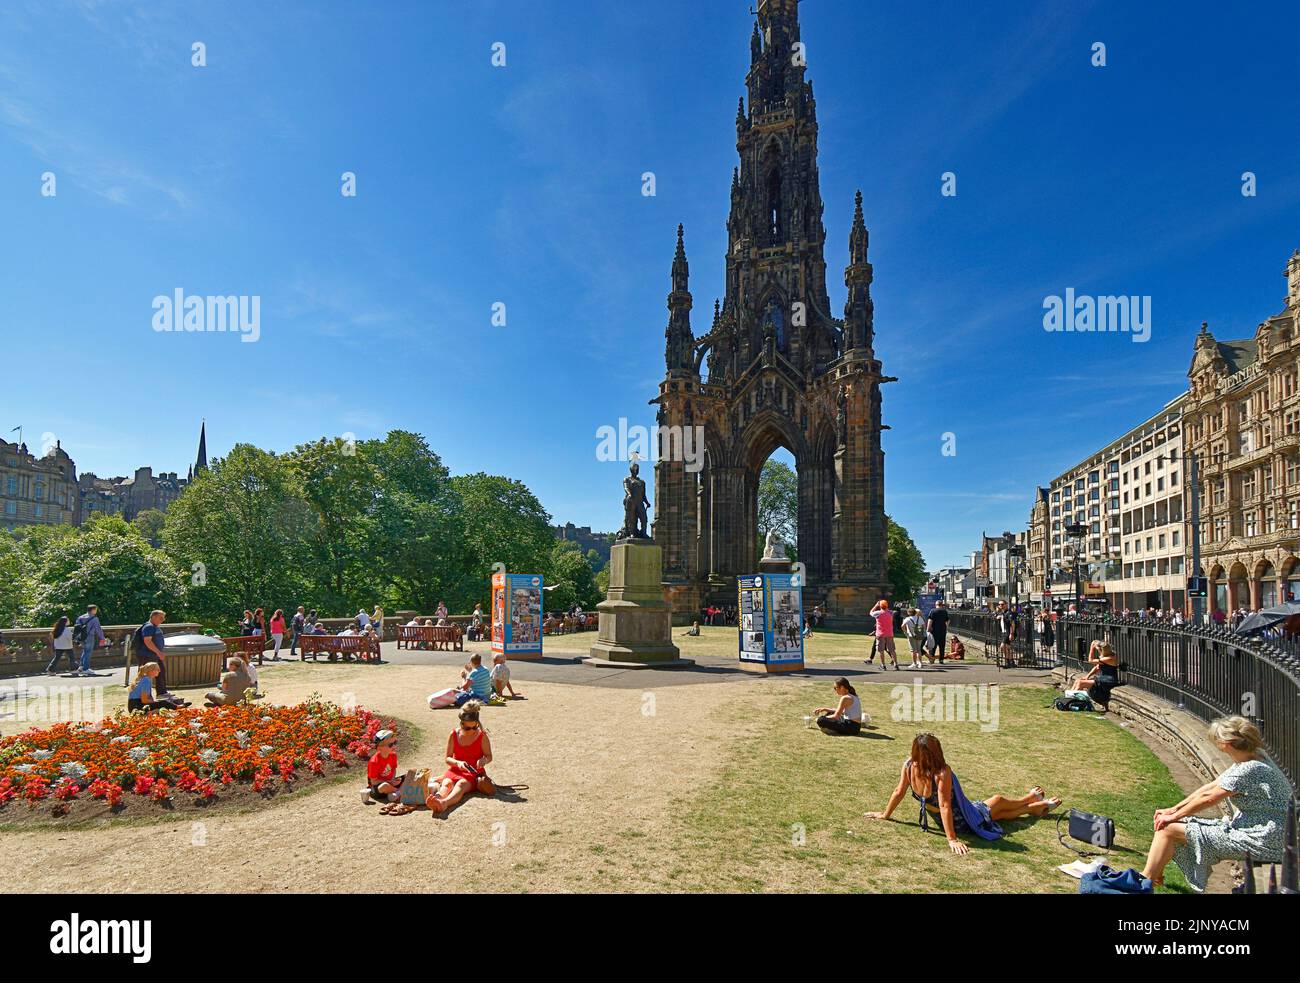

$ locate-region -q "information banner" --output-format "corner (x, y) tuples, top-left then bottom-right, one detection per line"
(737, 573), (804, 671)
(491, 572), (544, 658)
(917, 592), (943, 620)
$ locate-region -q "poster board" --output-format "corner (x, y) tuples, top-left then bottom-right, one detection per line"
(737, 573), (804, 672)
(491, 572), (544, 659)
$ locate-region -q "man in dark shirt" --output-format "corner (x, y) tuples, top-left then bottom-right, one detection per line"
(135, 609), (190, 706)
(927, 600), (951, 664)
(996, 600), (1017, 666)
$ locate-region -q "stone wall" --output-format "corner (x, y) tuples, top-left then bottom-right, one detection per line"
(0, 624), (203, 679)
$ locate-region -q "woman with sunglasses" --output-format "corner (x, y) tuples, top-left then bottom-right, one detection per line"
(427, 700), (493, 815)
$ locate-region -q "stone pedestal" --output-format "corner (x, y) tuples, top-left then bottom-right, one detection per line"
(758, 555), (793, 575)
(586, 541), (693, 669)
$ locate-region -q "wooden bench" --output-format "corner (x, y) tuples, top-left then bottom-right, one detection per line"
(395, 625), (464, 651)
(221, 635), (266, 668)
(298, 634), (382, 663)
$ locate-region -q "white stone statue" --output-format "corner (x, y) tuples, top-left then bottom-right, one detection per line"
(763, 528), (788, 560)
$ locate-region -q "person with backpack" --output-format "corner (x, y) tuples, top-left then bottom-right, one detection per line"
(902, 608), (927, 670)
(289, 605), (306, 657)
(72, 604), (105, 676)
(133, 609), (191, 707)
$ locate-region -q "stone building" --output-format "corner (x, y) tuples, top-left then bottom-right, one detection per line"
(0, 438), (79, 530)
(1185, 250), (1300, 613)
(2, 422), (208, 531)
(652, 0), (891, 621)
(553, 523), (615, 566)
(1034, 397), (1186, 610)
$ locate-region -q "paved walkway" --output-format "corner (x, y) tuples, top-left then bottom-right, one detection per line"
(0, 640), (1055, 698)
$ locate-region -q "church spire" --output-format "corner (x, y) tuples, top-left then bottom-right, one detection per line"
(665, 225), (695, 376)
(194, 420), (208, 475)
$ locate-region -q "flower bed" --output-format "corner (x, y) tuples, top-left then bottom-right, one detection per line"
(0, 696), (391, 824)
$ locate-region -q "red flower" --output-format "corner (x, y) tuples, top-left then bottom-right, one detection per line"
(151, 780), (171, 802)
(195, 780), (217, 800)
(133, 774), (155, 796)
(22, 775), (50, 802)
(0, 778), (15, 805)
(53, 778), (80, 801)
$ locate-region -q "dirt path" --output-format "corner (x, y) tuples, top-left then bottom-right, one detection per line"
(2, 664), (777, 893)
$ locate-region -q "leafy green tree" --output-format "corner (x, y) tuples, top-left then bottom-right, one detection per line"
(886, 515), (927, 603)
(131, 508), (167, 546)
(450, 473), (554, 612)
(162, 444), (313, 631)
(0, 534), (26, 628)
(288, 437), (382, 611)
(545, 541), (602, 613)
(361, 431), (464, 613)
(25, 515), (189, 628)
(757, 458), (798, 564)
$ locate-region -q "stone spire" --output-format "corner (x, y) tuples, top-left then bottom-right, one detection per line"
(843, 191), (875, 355)
(194, 420), (208, 474)
(665, 225), (695, 376)
(1287, 248), (1300, 308)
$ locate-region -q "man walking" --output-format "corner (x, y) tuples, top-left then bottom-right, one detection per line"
(927, 599), (950, 665)
(73, 604), (105, 677)
(290, 605), (306, 658)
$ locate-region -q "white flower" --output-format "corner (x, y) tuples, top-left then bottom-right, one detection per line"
(59, 762), (88, 780)
(127, 747), (149, 762)
(258, 745), (274, 757)
(14, 764), (33, 774)
(199, 749), (220, 766)
(29, 750), (53, 761)
(110, 735), (130, 744)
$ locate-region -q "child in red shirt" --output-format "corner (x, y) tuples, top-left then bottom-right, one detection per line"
(367, 729), (403, 803)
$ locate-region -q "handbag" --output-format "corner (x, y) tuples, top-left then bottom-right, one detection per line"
(399, 768), (432, 806)
(476, 773), (495, 796)
(1058, 807), (1116, 855)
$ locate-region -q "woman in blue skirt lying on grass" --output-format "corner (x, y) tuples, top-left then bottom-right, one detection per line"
(864, 732), (1061, 855)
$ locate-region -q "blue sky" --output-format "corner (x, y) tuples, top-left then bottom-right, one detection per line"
(2, 0), (1298, 572)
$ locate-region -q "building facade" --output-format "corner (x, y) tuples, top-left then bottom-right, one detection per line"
(1, 424), (208, 532)
(653, 0), (891, 620)
(1185, 250), (1300, 613)
(1037, 396), (1186, 611)
(0, 438), (79, 529)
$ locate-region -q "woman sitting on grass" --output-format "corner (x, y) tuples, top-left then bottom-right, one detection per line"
(814, 677), (866, 735)
(1140, 716), (1289, 891)
(426, 701), (493, 815)
(864, 732), (1061, 855)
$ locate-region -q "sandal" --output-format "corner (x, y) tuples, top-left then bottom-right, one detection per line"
(379, 802), (398, 815)
(388, 804), (416, 816)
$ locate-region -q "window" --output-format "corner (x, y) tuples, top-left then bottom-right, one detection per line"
(1246, 511), (1258, 538)
(3, 502), (14, 516)
(34, 481), (44, 500)
(4, 477), (14, 496)
(33, 503), (43, 518)
(1242, 472), (1257, 500)
(1172, 530), (1180, 547)
(1266, 505), (1276, 534)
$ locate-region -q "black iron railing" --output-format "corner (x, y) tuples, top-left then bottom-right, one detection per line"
(947, 610), (1058, 669)
(1057, 615), (1300, 796)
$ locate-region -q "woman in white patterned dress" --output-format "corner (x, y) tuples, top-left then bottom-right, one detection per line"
(1140, 716), (1290, 891)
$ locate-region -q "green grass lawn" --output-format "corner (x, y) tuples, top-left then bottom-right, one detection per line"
(618, 681), (1191, 893)
(668, 624), (994, 664)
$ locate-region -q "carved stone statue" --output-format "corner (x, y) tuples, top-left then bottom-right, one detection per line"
(763, 527), (788, 560)
(618, 461), (650, 540)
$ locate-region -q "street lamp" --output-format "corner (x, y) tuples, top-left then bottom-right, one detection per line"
(1065, 522), (1087, 613)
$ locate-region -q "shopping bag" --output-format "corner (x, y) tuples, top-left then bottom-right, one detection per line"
(399, 768), (431, 806)
(427, 687), (458, 709)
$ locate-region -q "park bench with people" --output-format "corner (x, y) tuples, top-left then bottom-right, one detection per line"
(221, 635), (266, 668)
(299, 633), (382, 663)
(395, 624), (464, 651)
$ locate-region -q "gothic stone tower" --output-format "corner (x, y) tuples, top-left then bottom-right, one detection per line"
(654, 0), (892, 622)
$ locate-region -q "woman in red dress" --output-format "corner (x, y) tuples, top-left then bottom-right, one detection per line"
(427, 701), (493, 815)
